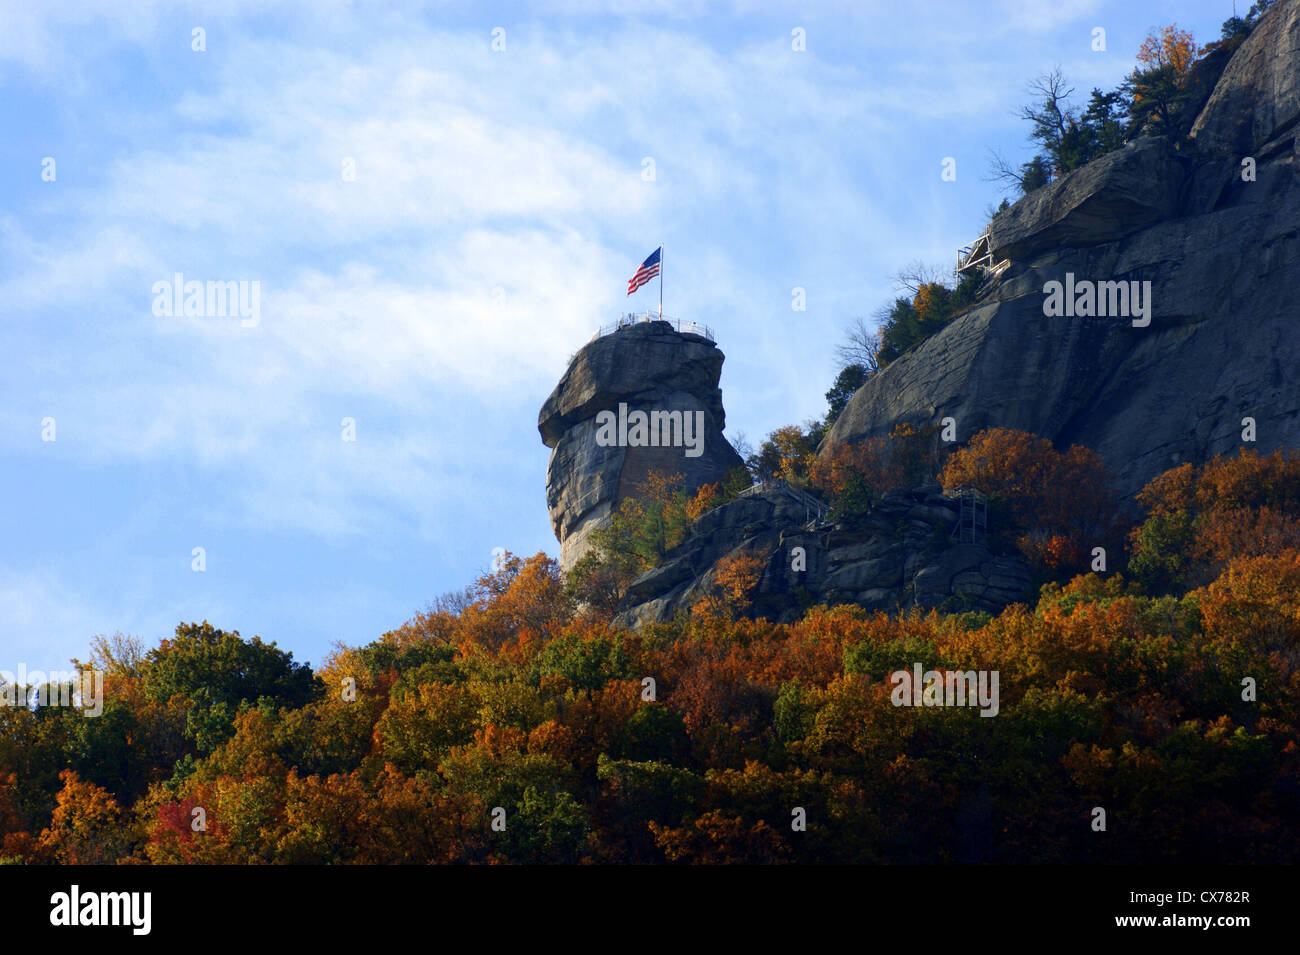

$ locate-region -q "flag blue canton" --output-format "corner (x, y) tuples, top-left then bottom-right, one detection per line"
(627, 247), (662, 295)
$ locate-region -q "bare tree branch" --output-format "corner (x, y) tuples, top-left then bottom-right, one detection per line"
(893, 260), (947, 295)
(727, 430), (755, 463)
(1019, 67), (1078, 176)
(834, 315), (882, 374)
(984, 147), (1025, 188)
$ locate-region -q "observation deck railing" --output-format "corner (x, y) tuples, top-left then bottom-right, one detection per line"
(956, 232), (1011, 289)
(591, 311), (715, 343)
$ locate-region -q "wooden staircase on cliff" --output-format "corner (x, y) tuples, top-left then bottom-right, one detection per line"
(738, 480), (831, 530)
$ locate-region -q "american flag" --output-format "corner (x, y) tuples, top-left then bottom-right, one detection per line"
(626, 247), (661, 295)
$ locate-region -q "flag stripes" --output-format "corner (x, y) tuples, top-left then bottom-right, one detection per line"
(627, 247), (662, 295)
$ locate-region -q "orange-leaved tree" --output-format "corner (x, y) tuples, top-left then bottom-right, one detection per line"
(1128, 449), (1300, 591)
(939, 428), (1123, 573)
(693, 551), (766, 620)
(808, 436), (897, 520)
(38, 770), (134, 864)
(1136, 24), (1201, 75)
(1126, 24), (1206, 135)
(807, 423), (944, 521)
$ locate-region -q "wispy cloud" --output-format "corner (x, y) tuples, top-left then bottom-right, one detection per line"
(0, 0), (1234, 662)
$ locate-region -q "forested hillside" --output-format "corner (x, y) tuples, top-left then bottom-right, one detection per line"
(3, 440), (1297, 864)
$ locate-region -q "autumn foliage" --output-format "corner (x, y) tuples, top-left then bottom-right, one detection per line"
(1128, 449), (1300, 590)
(693, 552), (766, 620)
(940, 428), (1125, 572)
(1135, 24), (1201, 76)
(806, 423), (944, 521)
(566, 468), (751, 617)
(2, 440), (1298, 865)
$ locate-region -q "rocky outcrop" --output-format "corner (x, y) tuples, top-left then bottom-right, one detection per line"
(541, 3), (1300, 629)
(539, 320), (744, 570)
(613, 482), (1031, 629)
(1190, 0), (1300, 155)
(987, 136), (1186, 262)
(825, 0), (1300, 498)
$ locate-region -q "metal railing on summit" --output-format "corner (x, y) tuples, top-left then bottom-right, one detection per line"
(590, 311), (715, 343)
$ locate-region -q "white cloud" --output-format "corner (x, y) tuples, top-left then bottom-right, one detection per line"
(1, 0), (1159, 554)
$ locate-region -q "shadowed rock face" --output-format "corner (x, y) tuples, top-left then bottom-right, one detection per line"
(539, 321), (744, 570)
(825, 0), (1300, 498)
(612, 482), (1031, 629)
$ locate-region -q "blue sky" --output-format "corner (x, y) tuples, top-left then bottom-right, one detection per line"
(1, 0), (1234, 671)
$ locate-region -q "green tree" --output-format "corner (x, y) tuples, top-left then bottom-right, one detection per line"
(533, 630), (632, 692)
(1019, 154), (1051, 192)
(876, 273), (980, 368)
(1075, 88), (1127, 163)
(825, 364), (869, 424)
(141, 622), (322, 755)
(1221, 1), (1274, 40)
(503, 786), (589, 863)
(621, 704), (691, 763)
(143, 622), (321, 711)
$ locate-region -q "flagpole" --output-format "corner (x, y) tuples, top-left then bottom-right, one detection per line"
(659, 243), (664, 321)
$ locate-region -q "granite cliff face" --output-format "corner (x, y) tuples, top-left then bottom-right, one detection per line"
(824, 0), (1300, 497)
(611, 482), (1030, 629)
(542, 2), (1300, 627)
(539, 320), (744, 570)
